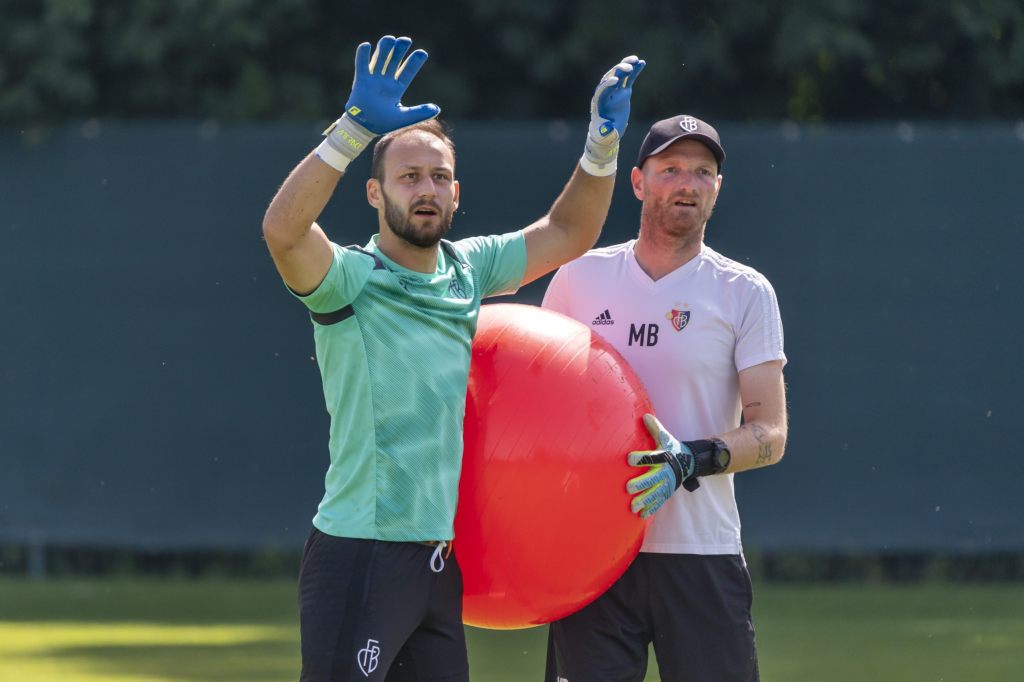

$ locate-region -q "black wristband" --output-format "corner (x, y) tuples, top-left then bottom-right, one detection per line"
(685, 439), (730, 477)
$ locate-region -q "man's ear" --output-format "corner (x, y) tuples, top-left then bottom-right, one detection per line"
(367, 178), (382, 209)
(630, 166), (644, 201)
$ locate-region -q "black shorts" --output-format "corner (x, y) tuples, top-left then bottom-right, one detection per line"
(298, 528), (467, 682)
(545, 553), (758, 682)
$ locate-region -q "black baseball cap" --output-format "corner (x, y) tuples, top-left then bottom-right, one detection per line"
(636, 114), (725, 170)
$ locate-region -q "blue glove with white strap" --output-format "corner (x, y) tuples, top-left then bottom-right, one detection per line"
(580, 55), (646, 176)
(626, 414), (697, 519)
(316, 35), (441, 172)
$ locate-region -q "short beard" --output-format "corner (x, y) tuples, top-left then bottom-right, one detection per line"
(640, 197), (714, 244)
(383, 190), (454, 248)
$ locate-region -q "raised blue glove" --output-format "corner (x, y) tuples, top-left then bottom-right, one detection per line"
(580, 55), (646, 176)
(316, 35), (441, 172)
(626, 414), (696, 519)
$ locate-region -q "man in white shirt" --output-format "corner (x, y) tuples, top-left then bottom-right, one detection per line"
(543, 114), (788, 682)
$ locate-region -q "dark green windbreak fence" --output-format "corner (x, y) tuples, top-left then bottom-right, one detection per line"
(1, 121), (1021, 552)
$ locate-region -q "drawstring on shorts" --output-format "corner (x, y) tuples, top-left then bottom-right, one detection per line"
(428, 540), (453, 573)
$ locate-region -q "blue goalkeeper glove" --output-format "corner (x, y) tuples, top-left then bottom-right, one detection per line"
(626, 414), (695, 519)
(580, 55), (646, 176)
(627, 415), (733, 518)
(316, 35), (441, 172)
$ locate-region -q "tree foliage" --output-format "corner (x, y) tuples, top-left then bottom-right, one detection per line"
(1, 0), (1022, 123)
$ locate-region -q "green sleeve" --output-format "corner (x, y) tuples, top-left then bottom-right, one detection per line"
(452, 231), (527, 299)
(293, 243), (375, 314)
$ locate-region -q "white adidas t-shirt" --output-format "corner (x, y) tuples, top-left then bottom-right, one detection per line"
(542, 240), (786, 554)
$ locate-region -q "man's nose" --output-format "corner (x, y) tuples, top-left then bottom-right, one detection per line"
(417, 177), (438, 197)
(675, 169), (705, 189)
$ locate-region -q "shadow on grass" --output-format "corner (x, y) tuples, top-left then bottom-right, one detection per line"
(27, 638), (299, 682)
(0, 578), (299, 624)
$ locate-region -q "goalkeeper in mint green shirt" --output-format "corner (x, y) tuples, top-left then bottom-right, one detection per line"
(262, 34), (644, 682)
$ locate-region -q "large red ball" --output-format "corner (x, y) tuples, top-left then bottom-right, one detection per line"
(456, 303), (653, 629)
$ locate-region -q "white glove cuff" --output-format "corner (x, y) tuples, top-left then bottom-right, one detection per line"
(315, 114), (377, 172)
(579, 154), (618, 177)
(581, 126), (620, 177)
(315, 137), (354, 172)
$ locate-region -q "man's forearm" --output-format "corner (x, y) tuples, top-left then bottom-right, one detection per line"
(263, 152), (342, 251)
(717, 419), (788, 473)
(546, 166), (614, 249)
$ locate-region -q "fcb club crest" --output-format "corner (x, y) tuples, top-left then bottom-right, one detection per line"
(357, 639), (380, 676)
(679, 116), (699, 132)
(666, 309), (691, 332)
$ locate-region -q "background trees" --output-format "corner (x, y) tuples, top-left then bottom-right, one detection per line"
(2, 0), (1022, 123)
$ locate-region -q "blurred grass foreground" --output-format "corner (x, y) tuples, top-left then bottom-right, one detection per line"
(2, 578), (1024, 682)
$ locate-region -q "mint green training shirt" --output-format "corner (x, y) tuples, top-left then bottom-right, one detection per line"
(295, 232), (527, 542)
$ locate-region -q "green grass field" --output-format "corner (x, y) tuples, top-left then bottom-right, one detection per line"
(2, 578), (1023, 681)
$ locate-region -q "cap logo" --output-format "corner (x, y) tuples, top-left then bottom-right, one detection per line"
(679, 116), (699, 133)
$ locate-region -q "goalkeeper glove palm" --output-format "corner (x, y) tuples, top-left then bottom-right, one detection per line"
(626, 413), (696, 519)
(580, 56), (646, 176)
(318, 35), (440, 172)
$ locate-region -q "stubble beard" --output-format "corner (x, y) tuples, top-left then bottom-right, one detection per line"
(383, 190), (454, 249)
(640, 197), (714, 247)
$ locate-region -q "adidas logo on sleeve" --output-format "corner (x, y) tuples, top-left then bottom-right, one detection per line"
(592, 309), (614, 325)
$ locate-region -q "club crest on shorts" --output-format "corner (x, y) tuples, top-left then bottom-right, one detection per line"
(357, 638), (380, 677)
(679, 116), (699, 132)
(666, 308), (691, 332)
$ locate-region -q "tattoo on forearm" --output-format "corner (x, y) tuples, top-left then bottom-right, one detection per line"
(744, 401), (762, 409)
(748, 423), (773, 466)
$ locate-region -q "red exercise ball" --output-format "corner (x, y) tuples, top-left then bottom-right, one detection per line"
(456, 303), (653, 630)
